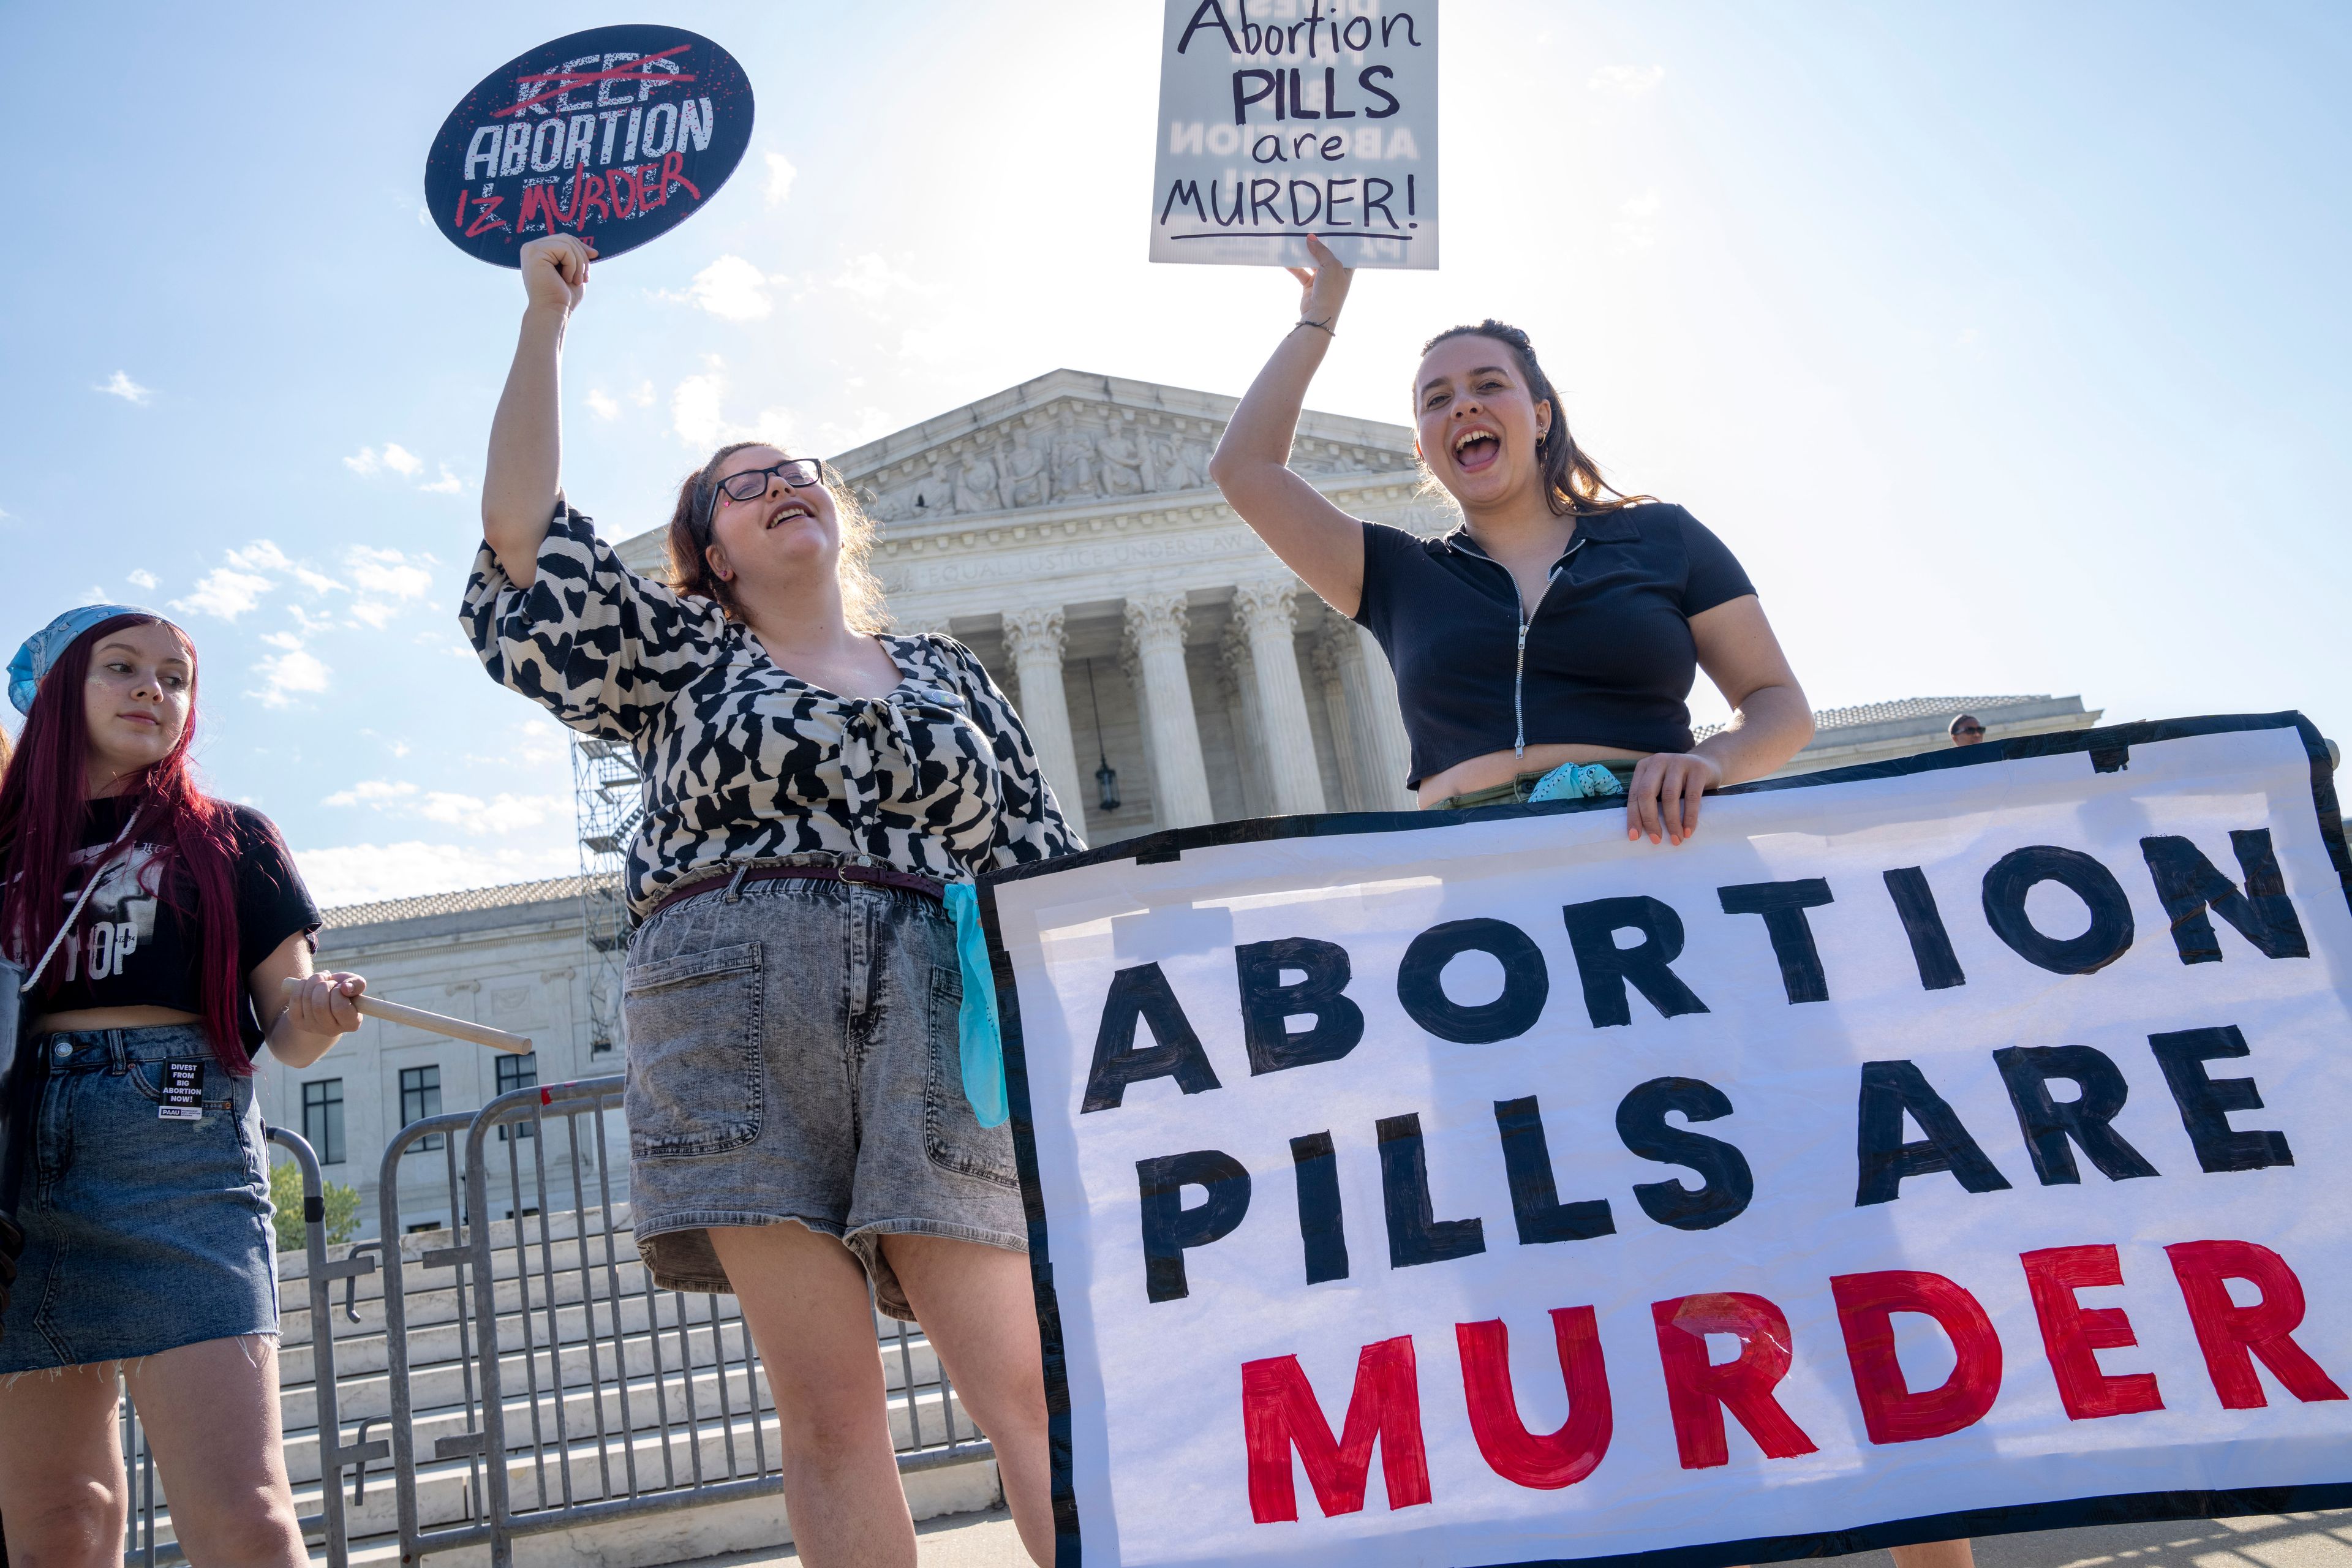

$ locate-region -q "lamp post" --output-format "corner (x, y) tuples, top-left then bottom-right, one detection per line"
(1084, 658), (1120, 814)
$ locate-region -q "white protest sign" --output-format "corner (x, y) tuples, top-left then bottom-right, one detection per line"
(984, 717), (2352, 1567)
(1150, 1), (1439, 269)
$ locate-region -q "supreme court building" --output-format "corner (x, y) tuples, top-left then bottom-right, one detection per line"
(281, 369), (2101, 1235)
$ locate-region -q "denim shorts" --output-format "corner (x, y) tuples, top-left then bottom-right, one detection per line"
(0, 1024), (277, 1374)
(622, 876), (1025, 1321)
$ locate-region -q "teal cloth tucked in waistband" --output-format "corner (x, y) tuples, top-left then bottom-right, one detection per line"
(1528, 761), (1630, 802)
(941, 883), (1008, 1128)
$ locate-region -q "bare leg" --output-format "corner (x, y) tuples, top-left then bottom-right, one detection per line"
(123, 1336), (306, 1567)
(1893, 1542), (1976, 1568)
(0, 1360), (127, 1567)
(885, 1234), (1053, 1568)
(710, 1223), (919, 1567)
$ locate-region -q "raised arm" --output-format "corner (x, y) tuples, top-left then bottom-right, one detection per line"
(481, 235), (593, 588)
(1208, 236), (1373, 617)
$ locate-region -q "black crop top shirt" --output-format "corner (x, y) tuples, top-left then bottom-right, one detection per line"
(1352, 503), (1757, 787)
(24, 795), (322, 1051)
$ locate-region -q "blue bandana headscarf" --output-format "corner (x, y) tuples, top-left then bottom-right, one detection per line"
(9, 605), (170, 716)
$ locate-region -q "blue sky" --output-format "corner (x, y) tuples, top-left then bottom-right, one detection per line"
(4, 2), (2346, 905)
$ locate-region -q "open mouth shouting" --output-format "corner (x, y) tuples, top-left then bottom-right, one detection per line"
(1450, 424), (1503, 473)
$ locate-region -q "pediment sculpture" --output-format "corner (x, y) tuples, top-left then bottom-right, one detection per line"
(852, 399), (1411, 524)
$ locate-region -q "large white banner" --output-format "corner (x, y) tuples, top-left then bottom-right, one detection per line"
(1149, 0), (1438, 270)
(982, 716), (2352, 1567)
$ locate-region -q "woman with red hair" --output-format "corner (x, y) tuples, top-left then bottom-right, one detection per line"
(0, 606), (366, 1568)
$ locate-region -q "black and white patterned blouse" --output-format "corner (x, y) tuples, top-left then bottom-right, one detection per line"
(462, 507), (1082, 918)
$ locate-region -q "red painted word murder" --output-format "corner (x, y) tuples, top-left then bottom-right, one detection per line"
(1240, 1238), (2345, 1525)
(454, 152), (702, 241)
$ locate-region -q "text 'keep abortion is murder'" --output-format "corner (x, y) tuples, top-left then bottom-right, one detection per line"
(424, 25), (753, 267)
(1152, 1), (1439, 269)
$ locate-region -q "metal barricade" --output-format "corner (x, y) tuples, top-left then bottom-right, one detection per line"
(378, 1076), (993, 1567)
(118, 1125), (375, 1568)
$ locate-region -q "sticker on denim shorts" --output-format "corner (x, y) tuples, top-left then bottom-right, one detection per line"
(158, 1059), (205, 1120)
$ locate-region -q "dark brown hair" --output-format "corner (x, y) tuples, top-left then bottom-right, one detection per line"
(663, 442), (889, 632)
(1419, 320), (1649, 516)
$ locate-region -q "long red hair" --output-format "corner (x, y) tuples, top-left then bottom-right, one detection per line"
(0, 615), (251, 1072)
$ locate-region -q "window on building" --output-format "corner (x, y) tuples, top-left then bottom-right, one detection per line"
(301, 1079), (345, 1166)
(497, 1052), (539, 1140)
(401, 1065), (444, 1152)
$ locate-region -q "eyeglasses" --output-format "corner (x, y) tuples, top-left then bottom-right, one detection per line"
(712, 458), (823, 506)
(1954, 725), (1985, 737)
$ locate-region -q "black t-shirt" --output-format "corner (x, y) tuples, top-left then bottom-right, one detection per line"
(32, 796), (322, 1049)
(1353, 503), (1758, 786)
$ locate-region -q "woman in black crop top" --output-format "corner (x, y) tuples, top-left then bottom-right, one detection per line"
(1213, 255), (1980, 1568)
(0, 607), (368, 1568)
(1210, 238), (1815, 845)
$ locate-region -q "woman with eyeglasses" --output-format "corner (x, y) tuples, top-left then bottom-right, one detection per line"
(464, 235), (1076, 1567)
(1211, 238), (1816, 840)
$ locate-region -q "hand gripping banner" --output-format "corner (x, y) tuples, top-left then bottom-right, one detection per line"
(979, 714), (2352, 1567)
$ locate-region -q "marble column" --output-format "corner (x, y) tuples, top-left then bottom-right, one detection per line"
(999, 605), (1088, 840)
(1311, 633), (1368, 812)
(1219, 623), (1275, 816)
(1122, 592), (1215, 829)
(1348, 624), (1417, 809)
(1232, 581), (1328, 816)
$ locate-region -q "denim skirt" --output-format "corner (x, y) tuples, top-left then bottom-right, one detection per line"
(622, 876), (1025, 1321)
(0, 1023), (277, 1374)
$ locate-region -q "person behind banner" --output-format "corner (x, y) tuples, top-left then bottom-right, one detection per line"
(1210, 241), (1980, 1568)
(465, 235), (1078, 1568)
(1209, 235), (1815, 839)
(0, 607), (365, 1568)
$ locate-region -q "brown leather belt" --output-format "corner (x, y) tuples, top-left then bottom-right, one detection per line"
(648, 862), (946, 922)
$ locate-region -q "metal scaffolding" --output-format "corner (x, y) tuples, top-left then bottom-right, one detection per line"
(571, 736), (643, 1056)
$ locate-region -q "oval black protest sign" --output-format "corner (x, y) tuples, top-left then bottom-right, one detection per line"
(424, 25), (753, 267)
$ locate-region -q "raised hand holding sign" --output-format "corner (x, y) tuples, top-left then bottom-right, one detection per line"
(425, 25), (753, 267)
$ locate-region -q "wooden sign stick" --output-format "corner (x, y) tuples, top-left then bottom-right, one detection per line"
(282, 978), (533, 1055)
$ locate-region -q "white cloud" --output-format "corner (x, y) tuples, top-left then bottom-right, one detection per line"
(631, 381), (655, 408)
(670, 358), (795, 450)
(344, 545), (434, 628)
(1613, 188), (1662, 254)
(97, 371), (154, 404)
(586, 388), (620, 420)
(831, 253), (924, 301)
(510, 713), (570, 764)
(325, 775), (565, 835)
(668, 254), (780, 322)
(251, 646), (330, 707)
(1589, 64), (1666, 97)
(173, 567), (274, 620)
(127, 568), (158, 590)
(764, 151), (798, 207)
(347, 443), (454, 489)
(346, 546), (433, 601)
(228, 540), (293, 573)
(323, 779), (419, 807)
(292, 840), (581, 908)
